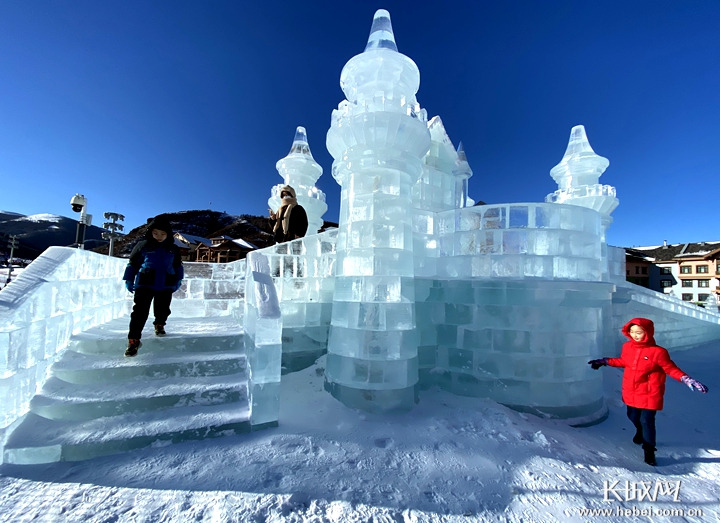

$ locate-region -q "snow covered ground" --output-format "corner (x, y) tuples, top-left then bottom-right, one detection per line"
(1, 340), (718, 522)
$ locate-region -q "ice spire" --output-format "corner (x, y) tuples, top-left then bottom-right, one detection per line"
(364, 9), (397, 52)
(455, 142), (474, 208)
(287, 126), (313, 158)
(271, 126), (326, 234)
(456, 142), (471, 173)
(550, 125), (609, 191)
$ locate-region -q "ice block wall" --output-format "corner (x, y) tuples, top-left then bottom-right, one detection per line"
(0, 247), (127, 435)
(324, 9), (431, 413)
(415, 202), (613, 424)
(435, 203), (605, 281)
(264, 231), (337, 372)
(243, 251), (282, 429)
(172, 260), (246, 320)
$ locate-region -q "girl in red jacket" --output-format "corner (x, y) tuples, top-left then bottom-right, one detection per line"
(589, 317), (708, 466)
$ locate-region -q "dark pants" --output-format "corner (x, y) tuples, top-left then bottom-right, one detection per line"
(627, 406), (657, 448)
(128, 288), (173, 339)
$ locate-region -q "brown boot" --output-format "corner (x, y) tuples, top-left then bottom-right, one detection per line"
(125, 339), (142, 357)
(154, 324), (166, 337)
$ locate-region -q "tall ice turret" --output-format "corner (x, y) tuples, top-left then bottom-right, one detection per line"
(270, 126), (327, 235)
(454, 141), (474, 208)
(325, 9), (431, 413)
(413, 116), (460, 212)
(545, 125), (619, 233)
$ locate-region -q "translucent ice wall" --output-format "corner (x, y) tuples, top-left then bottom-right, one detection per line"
(172, 260), (246, 320)
(263, 231), (337, 372)
(0, 247), (127, 435)
(325, 9), (431, 413)
(270, 127), (328, 235)
(414, 116), (462, 213)
(413, 202), (612, 424)
(243, 251), (282, 429)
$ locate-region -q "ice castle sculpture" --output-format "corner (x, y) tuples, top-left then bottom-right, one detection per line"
(269, 126), (327, 235)
(3, 8), (720, 465)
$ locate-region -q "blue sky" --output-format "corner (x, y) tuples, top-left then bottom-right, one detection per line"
(0, 0), (718, 248)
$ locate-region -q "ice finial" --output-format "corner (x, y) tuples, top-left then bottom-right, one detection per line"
(550, 125), (609, 189)
(365, 9), (398, 52)
(457, 141), (468, 163)
(288, 126), (313, 158)
(562, 125), (596, 159)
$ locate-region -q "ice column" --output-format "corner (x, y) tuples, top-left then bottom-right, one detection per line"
(324, 9), (431, 413)
(270, 126), (327, 235)
(454, 142), (474, 209)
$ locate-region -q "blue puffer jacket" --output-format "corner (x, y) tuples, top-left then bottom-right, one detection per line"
(123, 219), (184, 291)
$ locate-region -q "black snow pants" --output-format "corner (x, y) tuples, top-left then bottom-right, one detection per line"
(128, 288), (173, 340)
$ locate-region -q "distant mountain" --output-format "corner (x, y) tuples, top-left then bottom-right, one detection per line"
(92, 210), (338, 258)
(0, 209), (338, 259)
(0, 212), (107, 259)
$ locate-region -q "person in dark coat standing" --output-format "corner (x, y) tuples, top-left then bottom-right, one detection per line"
(589, 317), (708, 466)
(269, 185), (308, 244)
(122, 215), (184, 357)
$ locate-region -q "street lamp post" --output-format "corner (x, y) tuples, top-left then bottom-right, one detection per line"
(102, 212), (125, 256)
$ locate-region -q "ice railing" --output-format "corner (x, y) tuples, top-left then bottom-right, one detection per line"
(612, 279), (720, 352)
(414, 202), (605, 280)
(252, 230), (338, 372)
(0, 247), (128, 433)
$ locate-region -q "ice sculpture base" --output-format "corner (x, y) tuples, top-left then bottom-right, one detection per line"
(324, 379), (419, 414)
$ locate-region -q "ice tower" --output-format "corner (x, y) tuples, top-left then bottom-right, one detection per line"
(270, 126), (327, 235)
(546, 126), (619, 234)
(324, 9), (432, 413)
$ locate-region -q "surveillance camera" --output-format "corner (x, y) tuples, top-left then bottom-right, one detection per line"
(70, 194), (87, 213)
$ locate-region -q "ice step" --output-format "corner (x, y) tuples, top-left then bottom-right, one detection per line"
(70, 316), (244, 355)
(3, 403), (252, 464)
(30, 374), (249, 421)
(51, 350), (247, 384)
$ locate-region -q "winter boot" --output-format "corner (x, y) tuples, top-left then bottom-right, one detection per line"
(154, 324), (166, 337)
(633, 430), (643, 445)
(643, 444), (657, 466)
(125, 339), (142, 357)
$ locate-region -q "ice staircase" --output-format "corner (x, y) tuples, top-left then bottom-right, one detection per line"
(3, 316), (249, 464)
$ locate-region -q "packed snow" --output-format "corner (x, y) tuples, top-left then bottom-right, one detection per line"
(1, 341), (718, 522)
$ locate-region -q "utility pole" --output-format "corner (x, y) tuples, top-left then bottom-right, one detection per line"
(102, 212), (125, 256)
(6, 235), (18, 285)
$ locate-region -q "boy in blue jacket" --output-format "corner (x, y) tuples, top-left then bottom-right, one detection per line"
(122, 216), (184, 357)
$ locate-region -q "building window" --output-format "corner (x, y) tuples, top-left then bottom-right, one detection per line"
(682, 280), (693, 287)
(699, 294), (710, 302)
(697, 265), (708, 273)
(698, 280), (710, 288)
(635, 266), (640, 274)
(641, 266), (647, 275)
(682, 294), (693, 301)
(660, 280), (673, 288)
(626, 269), (630, 276)
(660, 267), (672, 275)
(680, 266), (692, 274)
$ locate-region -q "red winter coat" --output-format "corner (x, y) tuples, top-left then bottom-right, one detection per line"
(606, 318), (686, 411)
